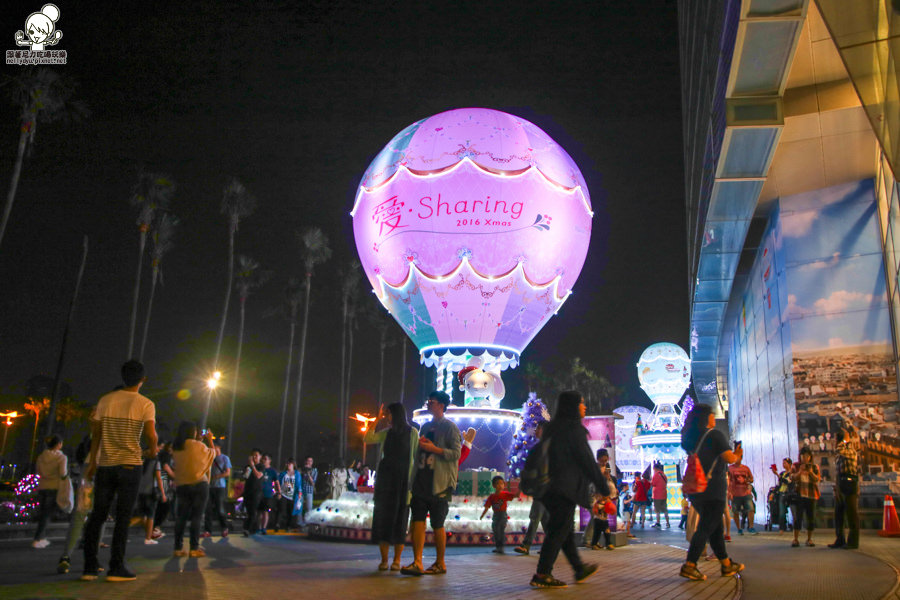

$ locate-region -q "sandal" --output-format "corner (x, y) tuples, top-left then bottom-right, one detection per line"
(806, 541), (815, 547)
(791, 540), (799, 547)
(378, 562), (389, 571)
(400, 563), (424, 576)
(424, 563), (447, 575)
(390, 562), (402, 571)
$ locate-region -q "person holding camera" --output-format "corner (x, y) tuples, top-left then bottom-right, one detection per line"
(171, 422), (216, 557)
(727, 445), (757, 535)
(829, 427), (860, 550)
(789, 446), (820, 547)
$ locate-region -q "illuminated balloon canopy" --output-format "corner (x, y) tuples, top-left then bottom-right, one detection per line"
(636, 342), (691, 406)
(351, 108), (593, 371)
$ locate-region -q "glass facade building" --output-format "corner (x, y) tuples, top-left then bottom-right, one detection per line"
(680, 0), (900, 523)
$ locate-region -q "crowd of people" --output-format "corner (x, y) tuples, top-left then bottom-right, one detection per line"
(24, 359), (864, 588)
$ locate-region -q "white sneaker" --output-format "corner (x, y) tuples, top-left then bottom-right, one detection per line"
(143, 538), (158, 545)
(32, 539), (50, 548)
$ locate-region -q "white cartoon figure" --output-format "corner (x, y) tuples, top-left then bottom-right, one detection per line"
(15, 4), (63, 52)
(458, 356), (505, 408)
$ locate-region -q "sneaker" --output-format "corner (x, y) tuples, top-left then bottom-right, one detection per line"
(724, 534), (732, 541)
(721, 561), (744, 577)
(530, 573), (567, 588)
(737, 529), (743, 535)
(32, 539), (50, 549)
(106, 566), (137, 582)
(590, 544), (602, 550)
(173, 549), (188, 557)
(679, 563), (707, 581)
(747, 528), (758, 535)
(189, 549), (206, 557)
(201, 531), (212, 538)
(605, 545), (615, 551)
(80, 569), (100, 581)
(151, 530), (164, 540)
(143, 538), (158, 545)
(574, 563), (599, 583)
(513, 546), (529, 555)
(57, 556), (70, 574)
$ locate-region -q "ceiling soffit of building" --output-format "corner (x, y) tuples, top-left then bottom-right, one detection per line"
(690, 0), (807, 409)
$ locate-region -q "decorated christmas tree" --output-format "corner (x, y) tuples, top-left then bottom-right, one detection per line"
(506, 393), (551, 479)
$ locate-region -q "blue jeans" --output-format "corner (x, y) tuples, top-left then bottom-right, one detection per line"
(83, 465), (142, 572)
(175, 482), (209, 550)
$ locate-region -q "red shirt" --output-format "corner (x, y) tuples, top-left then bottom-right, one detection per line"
(727, 464), (753, 497)
(633, 479), (651, 502)
(484, 491), (516, 513)
(651, 471), (668, 500)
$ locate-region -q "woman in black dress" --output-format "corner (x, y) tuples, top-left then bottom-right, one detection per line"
(365, 402), (419, 571)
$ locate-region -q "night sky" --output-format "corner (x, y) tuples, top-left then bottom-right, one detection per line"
(0, 1), (686, 463)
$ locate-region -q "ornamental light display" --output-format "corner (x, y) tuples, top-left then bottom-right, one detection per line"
(631, 343), (691, 513)
(631, 342), (690, 467)
(352, 108), (592, 471)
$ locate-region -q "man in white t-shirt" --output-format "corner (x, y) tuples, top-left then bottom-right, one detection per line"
(81, 360), (157, 582)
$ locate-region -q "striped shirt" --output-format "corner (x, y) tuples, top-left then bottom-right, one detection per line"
(92, 390), (155, 467)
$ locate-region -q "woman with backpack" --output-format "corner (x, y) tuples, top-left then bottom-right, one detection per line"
(679, 403), (744, 581)
(528, 391), (610, 589)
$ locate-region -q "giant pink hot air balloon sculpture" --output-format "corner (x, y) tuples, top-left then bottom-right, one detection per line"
(352, 108), (592, 468)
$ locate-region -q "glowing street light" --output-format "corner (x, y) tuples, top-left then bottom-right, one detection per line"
(350, 413), (377, 465)
(206, 371), (222, 390)
(0, 411), (22, 457)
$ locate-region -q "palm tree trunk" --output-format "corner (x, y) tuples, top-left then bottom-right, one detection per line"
(45, 236), (89, 436)
(377, 329), (385, 412)
(339, 295), (348, 462)
(400, 337), (407, 405)
(276, 318), (296, 466)
(202, 228), (235, 429)
(126, 229), (148, 359)
(226, 297), (246, 458)
(0, 126), (30, 250)
(292, 273), (313, 462)
(138, 262), (160, 362)
(344, 322), (355, 460)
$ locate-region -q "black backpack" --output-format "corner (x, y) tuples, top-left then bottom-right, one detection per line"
(520, 438), (551, 499)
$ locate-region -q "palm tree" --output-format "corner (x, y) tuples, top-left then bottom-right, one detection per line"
(55, 398), (87, 444)
(364, 301), (394, 411)
(291, 227), (332, 460)
(338, 262), (361, 460)
(201, 178), (256, 429)
(275, 277), (303, 465)
(24, 397), (49, 463)
(1, 68), (87, 250)
(225, 255), (270, 456)
(399, 335), (408, 405)
(126, 171), (175, 359)
(138, 212), (178, 362)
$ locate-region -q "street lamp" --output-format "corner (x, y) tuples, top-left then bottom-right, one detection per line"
(350, 413), (377, 466)
(207, 371), (222, 390)
(200, 371), (222, 429)
(0, 411), (22, 458)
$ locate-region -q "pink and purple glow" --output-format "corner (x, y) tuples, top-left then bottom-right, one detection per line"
(352, 108), (593, 363)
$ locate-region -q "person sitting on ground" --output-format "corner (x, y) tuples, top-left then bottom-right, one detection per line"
(480, 475), (517, 554)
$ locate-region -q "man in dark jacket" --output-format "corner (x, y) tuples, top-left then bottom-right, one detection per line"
(530, 391), (610, 589)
